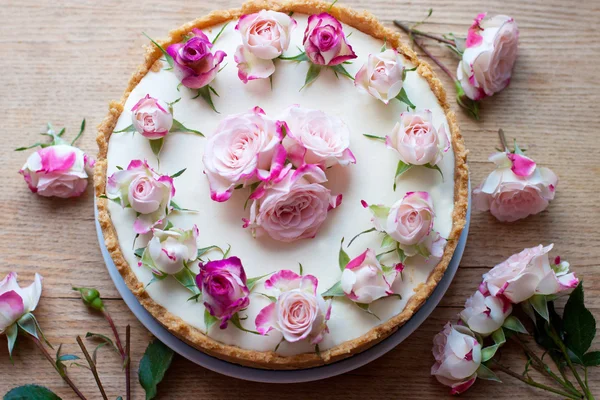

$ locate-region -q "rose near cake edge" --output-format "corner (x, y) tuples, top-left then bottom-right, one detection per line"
(95, 0), (469, 370)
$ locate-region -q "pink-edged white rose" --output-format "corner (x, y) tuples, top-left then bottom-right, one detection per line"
(166, 29), (226, 89)
(144, 225), (199, 275)
(386, 110), (450, 166)
(131, 95), (173, 140)
(281, 106), (356, 168)
(197, 257), (250, 329)
(203, 107), (286, 202)
(341, 248), (401, 304)
(234, 45), (276, 83)
(460, 289), (512, 335)
(473, 151), (557, 222)
(431, 322), (482, 395)
(303, 13), (357, 66)
(354, 49), (405, 104)
(0, 272), (42, 334)
(482, 244), (579, 304)
(20, 144), (92, 198)
(457, 14), (519, 100)
(106, 160), (174, 234)
(247, 164), (342, 242)
(237, 10), (296, 60)
(255, 270), (331, 344)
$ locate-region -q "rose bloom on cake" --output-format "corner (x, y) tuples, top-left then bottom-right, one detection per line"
(354, 49), (405, 104)
(255, 270), (331, 344)
(234, 10), (296, 82)
(106, 160), (174, 234)
(142, 225), (199, 276)
(473, 132), (558, 222)
(197, 257), (250, 329)
(303, 13), (357, 66)
(281, 105), (356, 168)
(130, 95), (173, 139)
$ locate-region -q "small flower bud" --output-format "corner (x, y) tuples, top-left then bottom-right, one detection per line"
(72, 287), (104, 311)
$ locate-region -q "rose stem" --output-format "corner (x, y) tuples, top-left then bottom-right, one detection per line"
(511, 335), (581, 397)
(549, 325), (593, 399)
(76, 336), (109, 400)
(492, 361), (583, 400)
(103, 309), (125, 358)
(28, 333), (88, 400)
(498, 129), (510, 152)
(126, 325), (131, 400)
(393, 20), (455, 45)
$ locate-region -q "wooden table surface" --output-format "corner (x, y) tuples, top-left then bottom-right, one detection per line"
(2, 0), (599, 398)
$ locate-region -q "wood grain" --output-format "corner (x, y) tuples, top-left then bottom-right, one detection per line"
(1, 0), (599, 398)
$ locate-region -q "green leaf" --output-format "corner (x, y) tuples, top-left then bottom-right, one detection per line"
(327, 0), (338, 11)
(204, 309), (218, 331)
(278, 52), (308, 62)
(355, 303), (380, 320)
(481, 344), (500, 362)
(6, 324), (17, 360)
(169, 168), (187, 179)
(138, 339), (175, 400)
(376, 248), (395, 262)
(222, 244), (231, 259)
(15, 143), (44, 151)
(259, 292), (277, 303)
(171, 119), (204, 137)
(169, 200), (195, 212)
(247, 272), (273, 292)
(143, 33), (174, 68)
(381, 234), (395, 248)
(369, 204), (390, 219)
(134, 247), (145, 258)
(113, 124), (136, 134)
(362, 134), (386, 142)
(455, 81), (480, 120)
(476, 364), (502, 382)
(401, 66), (417, 81)
(393, 160), (413, 190)
(503, 315), (528, 334)
(298, 263), (304, 276)
(197, 245), (223, 259)
(194, 86), (219, 113)
(338, 238), (350, 271)
(211, 22), (230, 45)
(529, 295), (549, 322)
(395, 87), (415, 109)
(71, 119), (86, 146)
(491, 328), (506, 345)
(150, 138), (164, 158)
(230, 313), (261, 335)
(423, 163), (444, 179)
(16, 313), (39, 340)
(173, 267), (200, 294)
(321, 281), (345, 298)
(301, 63), (322, 91)
(330, 64), (354, 80)
(164, 221), (174, 231)
(4, 385), (62, 400)
(85, 332), (120, 355)
(513, 139), (526, 156)
(563, 282), (596, 359)
(347, 227), (376, 247)
(582, 351), (600, 366)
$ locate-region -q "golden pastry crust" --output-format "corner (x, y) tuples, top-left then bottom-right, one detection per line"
(95, 0), (469, 370)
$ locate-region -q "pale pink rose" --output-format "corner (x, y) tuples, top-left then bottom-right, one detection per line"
(234, 45), (276, 83)
(460, 289), (512, 335)
(144, 225), (199, 275)
(303, 13), (357, 66)
(473, 152), (557, 222)
(247, 164), (342, 242)
(281, 106), (356, 168)
(255, 270), (331, 344)
(19, 145), (91, 198)
(354, 49), (405, 104)
(431, 322), (482, 395)
(0, 272), (42, 334)
(236, 10), (297, 60)
(106, 160), (174, 234)
(457, 14), (519, 100)
(340, 249), (401, 304)
(482, 244), (579, 304)
(203, 107), (286, 202)
(131, 95), (173, 139)
(197, 257), (250, 328)
(385, 110), (450, 166)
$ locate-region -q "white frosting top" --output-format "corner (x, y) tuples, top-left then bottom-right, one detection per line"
(106, 14), (455, 356)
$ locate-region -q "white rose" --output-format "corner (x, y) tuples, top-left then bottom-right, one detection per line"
(460, 290), (512, 335)
(144, 226), (199, 275)
(354, 49), (405, 104)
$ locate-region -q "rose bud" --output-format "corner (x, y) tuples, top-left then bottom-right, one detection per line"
(302, 13), (357, 66)
(144, 225), (199, 275)
(72, 286), (104, 312)
(354, 49), (405, 104)
(460, 289), (511, 335)
(131, 95), (173, 139)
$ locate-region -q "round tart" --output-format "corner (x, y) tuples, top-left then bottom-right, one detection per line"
(95, 0), (468, 369)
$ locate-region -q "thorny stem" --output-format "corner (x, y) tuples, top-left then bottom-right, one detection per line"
(492, 361), (583, 400)
(103, 309), (125, 358)
(126, 325), (131, 400)
(27, 333), (88, 400)
(393, 20), (455, 45)
(76, 336), (108, 400)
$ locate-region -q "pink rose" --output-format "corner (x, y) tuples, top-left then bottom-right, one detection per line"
(237, 10), (297, 60)
(144, 225), (199, 275)
(247, 164), (342, 242)
(106, 160), (174, 234)
(385, 110), (450, 166)
(255, 270), (331, 344)
(166, 29), (226, 89)
(131, 95), (173, 139)
(197, 257), (250, 329)
(431, 322), (482, 395)
(202, 107), (286, 202)
(460, 289), (512, 335)
(482, 244), (579, 304)
(473, 151), (557, 222)
(0, 272), (42, 334)
(302, 13), (357, 66)
(281, 106), (356, 168)
(354, 49), (405, 104)
(20, 145), (92, 198)
(234, 45), (276, 83)
(457, 14), (519, 100)
(340, 249), (401, 304)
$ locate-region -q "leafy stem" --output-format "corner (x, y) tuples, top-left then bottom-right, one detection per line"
(76, 336), (108, 400)
(393, 20), (455, 45)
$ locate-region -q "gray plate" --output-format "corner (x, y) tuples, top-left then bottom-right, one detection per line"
(95, 183), (470, 383)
